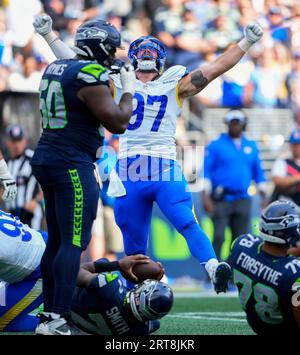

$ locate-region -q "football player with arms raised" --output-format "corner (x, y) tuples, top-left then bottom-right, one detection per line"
(33, 14), (263, 293)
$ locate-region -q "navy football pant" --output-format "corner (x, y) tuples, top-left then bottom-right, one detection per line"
(32, 164), (99, 314)
(114, 157), (216, 264)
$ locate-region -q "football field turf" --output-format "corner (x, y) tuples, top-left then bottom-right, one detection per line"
(0, 293), (254, 335)
(155, 293), (255, 335)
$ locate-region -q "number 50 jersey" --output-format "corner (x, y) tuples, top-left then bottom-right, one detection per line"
(229, 234), (300, 334)
(0, 210), (46, 283)
(111, 65), (189, 161)
(32, 59), (109, 167)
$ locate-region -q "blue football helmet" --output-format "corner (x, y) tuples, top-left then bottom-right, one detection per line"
(74, 19), (122, 68)
(127, 279), (173, 322)
(259, 200), (300, 247)
(128, 36), (167, 74)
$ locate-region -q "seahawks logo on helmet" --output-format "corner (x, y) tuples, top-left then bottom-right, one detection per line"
(76, 28), (108, 42)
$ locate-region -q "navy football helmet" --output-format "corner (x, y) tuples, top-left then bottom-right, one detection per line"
(74, 19), (122, 68)
(127, 279), (173, 322)
(259, 200), (300, 247)
(128, 36), (167, 74)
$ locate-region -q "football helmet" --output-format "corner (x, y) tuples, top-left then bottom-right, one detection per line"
(128, 36), (167, 74)
(74, 19), (122, 68)
(259, 200), (300, 247)
(127, 279), (173, 322)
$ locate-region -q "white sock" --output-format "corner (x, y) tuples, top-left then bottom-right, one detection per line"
(205, 259), (219, 280)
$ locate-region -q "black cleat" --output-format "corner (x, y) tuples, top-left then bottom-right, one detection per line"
(212, 262), (232, 294)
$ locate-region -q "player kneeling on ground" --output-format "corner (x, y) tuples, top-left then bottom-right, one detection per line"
(229, 200), (300, 334)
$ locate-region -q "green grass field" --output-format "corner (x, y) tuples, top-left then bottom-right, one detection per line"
(0, 293), (254, 335)
(156, 293), (254, 335)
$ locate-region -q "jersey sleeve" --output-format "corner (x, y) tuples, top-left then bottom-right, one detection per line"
(75, 62), (110, 88)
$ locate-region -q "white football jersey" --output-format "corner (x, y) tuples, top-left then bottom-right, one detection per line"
(0, 210), (46, 283)
(111, 65), (188, 160)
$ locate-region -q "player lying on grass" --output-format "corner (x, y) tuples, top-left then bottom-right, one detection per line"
(0, 211), (172, 335)
(33, 14), (264, 293)
(0, 182), (172, 334)
(229, 200), (300, 334)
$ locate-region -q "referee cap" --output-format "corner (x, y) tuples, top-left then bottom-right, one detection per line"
(6, 124), (25, 141)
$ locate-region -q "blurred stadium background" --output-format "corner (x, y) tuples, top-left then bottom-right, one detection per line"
(1, 0), (300, 309)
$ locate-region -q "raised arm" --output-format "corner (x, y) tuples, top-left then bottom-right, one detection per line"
(178, 23), (263, 98)
(33, 14), (76, 59)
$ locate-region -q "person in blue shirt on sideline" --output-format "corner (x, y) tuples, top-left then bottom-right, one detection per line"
(202, 109), (268, 260)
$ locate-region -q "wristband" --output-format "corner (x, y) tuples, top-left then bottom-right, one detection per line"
(94, 260), (120, 273)
(237, 38), (253, 52)
(44, 31), (57, 45)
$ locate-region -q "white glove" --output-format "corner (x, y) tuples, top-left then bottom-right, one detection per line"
(0, 159), (17, 202)
(238, 23), (263, 52)
(120, 64), (136, 96)
(33, 14), (57, 44)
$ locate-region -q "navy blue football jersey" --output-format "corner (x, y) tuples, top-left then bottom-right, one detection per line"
(71, 272), (160, 335)
(31, 59), (109, 166)
(229, 234), (300, 334)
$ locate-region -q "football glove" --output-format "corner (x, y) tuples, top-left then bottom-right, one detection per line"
(238, 23), (263, 52)
(120, 64), (136, 96)
(0, 159), (17, 202)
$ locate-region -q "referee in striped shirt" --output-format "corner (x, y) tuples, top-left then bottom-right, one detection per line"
(4, 124), (43, 229)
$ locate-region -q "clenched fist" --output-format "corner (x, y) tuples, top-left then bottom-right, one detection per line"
(33, 14), (53, 36)
(238, 23), (263, 52)
(244, 23), (264, 44)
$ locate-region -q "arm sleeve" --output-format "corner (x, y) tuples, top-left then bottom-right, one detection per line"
(50, 39), (76, 59)
(94, 259), (121, 273)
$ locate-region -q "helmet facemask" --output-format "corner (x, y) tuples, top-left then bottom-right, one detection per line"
(128, 37), (167, 74)
(74, 20), (121, 69)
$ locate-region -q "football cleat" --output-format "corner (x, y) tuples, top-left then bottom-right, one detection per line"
(211, 262), (232, 294)
(35, 313), (89, 335)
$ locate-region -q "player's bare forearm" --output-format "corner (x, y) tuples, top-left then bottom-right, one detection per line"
(178, 44), (245, 98)
(78, 85), (133, 133)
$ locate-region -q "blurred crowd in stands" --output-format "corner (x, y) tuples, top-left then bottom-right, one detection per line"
(1, 0), (300, 123)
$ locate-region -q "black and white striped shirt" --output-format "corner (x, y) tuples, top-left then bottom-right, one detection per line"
(6, 148), (43, 229)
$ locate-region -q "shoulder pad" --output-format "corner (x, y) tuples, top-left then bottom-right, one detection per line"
(157, 65), (189, 83)
(77, 63), (108, 84)
(232, 234), (261, 251)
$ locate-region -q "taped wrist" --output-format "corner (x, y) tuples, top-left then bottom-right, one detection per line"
(94, 260), (120, 273)
(44, 31), (57, 45)
(237, 38), (253, 52)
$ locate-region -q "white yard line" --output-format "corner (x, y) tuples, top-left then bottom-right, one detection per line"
(168, 312), (247, 323)
(174, 291), (239, 298)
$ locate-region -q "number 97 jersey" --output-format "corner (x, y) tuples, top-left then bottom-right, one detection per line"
(111, 65), (189, 160)
(228, 234), (300, 334)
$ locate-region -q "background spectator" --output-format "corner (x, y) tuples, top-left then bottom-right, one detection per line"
(202, 110), (267, 260)
(4, 124), (43, 229)
(271, 129), (300, 206)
